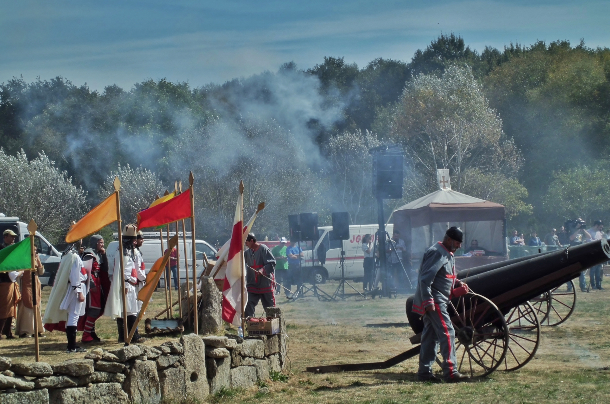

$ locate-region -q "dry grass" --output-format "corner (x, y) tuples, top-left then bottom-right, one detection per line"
(3, 281), (610, 403)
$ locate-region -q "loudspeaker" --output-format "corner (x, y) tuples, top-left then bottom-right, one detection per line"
(331, 212), (350, 240)
(288, 214), (300, 241)
(298, 212), (318, 241)
(372, 152), (403, 199)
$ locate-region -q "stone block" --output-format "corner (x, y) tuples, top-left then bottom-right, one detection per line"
(94, 361), (126, 373)
(139, 345), (161, 360)
(159, 367), (186, 403)
(156, 355), (181, 370)
(264, 306), (283, 319)
(264, 334), (280, 356)
(0, 388), (49, 404)
(181, 334), (209, 399)
(81, 371), (125, 384)
(0, 374), (35, 390)
(0, 356), (11, 371)
(84, 348), (104, 360)
(231, 350), (255, 367)
(11, 362), (53, 377)
(109, 345), (141, 362)
(101, 351), (119, 362)
(254, 359), (269, 381)
(240, 338), (265, 358)
(123, 360), (161, 404)
(267, 354), (282, 373)
(49, 382), (129, 404)
(52, 359), (95, 377)
(207, 357), (230, 395)
(199, 276), (224, 335)
(161, 341), (183, 354)
(34, 375), (79, 389)
(156, 345), (172, 355)
(206, 347), (230, 358)
(230, 366), (257, 389)
(202, 335), (237, 349)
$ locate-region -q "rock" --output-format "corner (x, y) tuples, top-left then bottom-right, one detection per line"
(52, 359), (95, 377)
(199, 277), (223, 335)
(267, 354), (282, 373)
(34, 375), (79, 389)
(49, 382), (129, 404)
(265, 306), (283, 319)
(206, 347), (230, 358)
(239, 339), (265, 358)
(230, 366), (257, 389)
(109, 345), (141, 362)
(181, 333), (209, 399)
(123, 360), (161, 404)
(94, 360), (126, 373)
(3, 370), (15, 377)
(81, 371), (126, 384)
(101, 351), (119, 362)
(84, 348), (104, 360)
(254, 359), (269, 381)
(11, 362), (53, 377)
(159, 367), (186, 403)
(231, 350), (255, 367)
(0, 356), (11, 371)
(0, 374), (35, 390)
(161, 341), (183, 354)
(156, 345), (172, 355)
(264, 335), (280, 356)
(156, 355), (181, 370)
(139, 345), (161, 360)
(0, 388), (49, 404)
(202, 335), (237, 349)
(207, 357), (230, 395)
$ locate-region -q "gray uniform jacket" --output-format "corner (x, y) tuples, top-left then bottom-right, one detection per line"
(412, 242), (457, 315)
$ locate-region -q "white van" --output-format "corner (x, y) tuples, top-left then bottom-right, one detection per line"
(106, 238), (217, 288)
(0, 214), (62, 288)
(301, 224), (393, 283)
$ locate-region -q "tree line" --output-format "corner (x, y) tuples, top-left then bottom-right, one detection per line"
(1, 34), (610, 244)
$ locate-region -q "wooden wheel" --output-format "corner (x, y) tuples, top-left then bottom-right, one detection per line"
(532, 281), (577, 326)
(436, 293), (509, 378)
(501, 302), (541, 371)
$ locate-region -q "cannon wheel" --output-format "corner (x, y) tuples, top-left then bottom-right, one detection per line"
(501, 302), (541, 371)
(436, 293), (509, 378)
(530, 280), (577, 326)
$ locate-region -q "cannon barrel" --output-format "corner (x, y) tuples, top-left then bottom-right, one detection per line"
(457, 250), (555, 279)
(461, 239), (610, 311)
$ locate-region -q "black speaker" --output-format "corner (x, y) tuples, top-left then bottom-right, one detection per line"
(299, 212), (318, 241)
(288, 214), (300, 241)
(331, 212), (350, 240)
(372, 152), (403, 199)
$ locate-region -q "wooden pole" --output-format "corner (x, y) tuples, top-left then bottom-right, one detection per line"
(179, 181), (189, 327)
(165, 223), (172, 318)
(189, 172), (198, 334)
(175, 220), (183, 322)
(157, 194), (170, 321)
(27, 219), (39, 362)
(114, 177), (129, 345)
(239, 181), (246, 332)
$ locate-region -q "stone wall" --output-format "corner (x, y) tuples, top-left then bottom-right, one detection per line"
(0, 307), (287, 404)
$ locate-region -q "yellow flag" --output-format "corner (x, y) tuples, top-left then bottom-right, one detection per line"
(149, 192), (176, 208)
(66, 193), (118, 243)
(138, 235), (178, 301)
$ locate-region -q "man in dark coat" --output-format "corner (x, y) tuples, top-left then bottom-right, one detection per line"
(244, 234), (276, 318)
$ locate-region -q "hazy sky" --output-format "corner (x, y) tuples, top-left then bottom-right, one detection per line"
(2, 0), (608, 91)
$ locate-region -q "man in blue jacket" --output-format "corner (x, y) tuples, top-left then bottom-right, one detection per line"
(412, 227), (469, 383)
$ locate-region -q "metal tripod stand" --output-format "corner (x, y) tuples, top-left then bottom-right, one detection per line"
(288, 240), (332, 302)
(331, 248), (366, 300)
(370, 231), (413, 298)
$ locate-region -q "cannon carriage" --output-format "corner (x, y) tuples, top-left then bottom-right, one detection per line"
(306, 239), (610, 377)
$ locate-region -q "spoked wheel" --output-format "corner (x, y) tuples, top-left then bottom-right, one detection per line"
(501, 302), (541, 371)
(533, 280), (577, 326)
(436, 293), (509, 378)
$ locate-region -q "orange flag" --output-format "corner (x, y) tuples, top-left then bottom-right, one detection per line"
(66, 193), (118, 243)
(137, 236), (178, 301)
(149, 192), (176, 208)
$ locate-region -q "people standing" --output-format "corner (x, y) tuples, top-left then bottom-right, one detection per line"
(16, 247), (45, 338)
(271, 237), (288, 296)
(0, 229), (21, 339)
(528, 231), (542, 247)
(386, 230), (407, 289)
(362, 234), (374, 292)
(78, 235), (108, 343)
(134, 231), (147, 312)
(567, 218), (592, 292)
(244, 234), (276, 318)
(285, 240), (303, 299)
(587, 220), (605, 290)
(59, 242), (88, 353)
(544, 228), (561, 247)
(412, 227), (469, 383)
(510, 230), (525, 246)
(165, 246), (178, 291)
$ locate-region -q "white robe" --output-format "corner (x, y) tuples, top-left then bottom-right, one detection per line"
(104, 248), (139, 318)
(59, 254), (88, 316)
(43, 253), (81, 326)
(134, 248), (147, 312)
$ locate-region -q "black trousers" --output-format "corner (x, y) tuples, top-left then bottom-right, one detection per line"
(245, 291), (275, 318)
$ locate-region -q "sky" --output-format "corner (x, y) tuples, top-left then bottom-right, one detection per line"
(1, 0), (609, 91)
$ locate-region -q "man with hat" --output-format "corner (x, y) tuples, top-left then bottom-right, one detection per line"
(133, 231), (147, 312)
(244, 233), (276, 317)
(411, 226), (469, 383)
(0, 229), (21, 339)
(78, 235), (109, 343)
(271, 237), (289, 296)
(587, 220), (605, 290)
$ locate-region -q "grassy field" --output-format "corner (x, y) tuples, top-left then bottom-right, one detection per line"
(2, 281), (610, 403)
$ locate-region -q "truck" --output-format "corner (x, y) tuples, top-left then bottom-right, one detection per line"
(0, 213), (62, 288)
(301, 224), (394, 284)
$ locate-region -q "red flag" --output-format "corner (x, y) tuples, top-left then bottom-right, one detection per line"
(222, 191), (246, 326)
(137, 189), (192, 229)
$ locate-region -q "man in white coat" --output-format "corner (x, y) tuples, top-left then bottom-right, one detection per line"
(59, 243), (89, 353)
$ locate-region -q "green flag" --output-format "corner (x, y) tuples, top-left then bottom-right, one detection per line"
(0, 238), (31, 272)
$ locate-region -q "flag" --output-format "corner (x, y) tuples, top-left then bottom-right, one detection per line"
(222, 192), (246, 326)
(149, 192), (176, 208)
(137, 189), (192, 229)
(0, 239), (31, 272)
(137, 243), (175, 301)
(66, 193), (118, 243)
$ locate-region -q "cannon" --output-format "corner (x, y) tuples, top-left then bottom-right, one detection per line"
(306, 239), (610, 377)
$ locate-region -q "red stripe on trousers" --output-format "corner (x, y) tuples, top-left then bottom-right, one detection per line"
(434, 303), (455, 377)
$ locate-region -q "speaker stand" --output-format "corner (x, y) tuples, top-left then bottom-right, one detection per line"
(332, 249), (365, 300)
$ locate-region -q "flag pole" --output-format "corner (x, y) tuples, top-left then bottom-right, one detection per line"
(156, 194), (170, 320)
(172, 181), (183, 324)
(179, 181), (189, 326)
(239, 181), (246, 333)
(114, 177), (129, 345)
(27, 219), (39, 362)
(189, 172), (198, 334)
(165, 222), (173, 319)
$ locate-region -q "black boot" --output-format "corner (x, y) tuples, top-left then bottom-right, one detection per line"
(127, 315), (145, 343)
(117, 318), (125, 343)
(66, 326), (86, 353)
